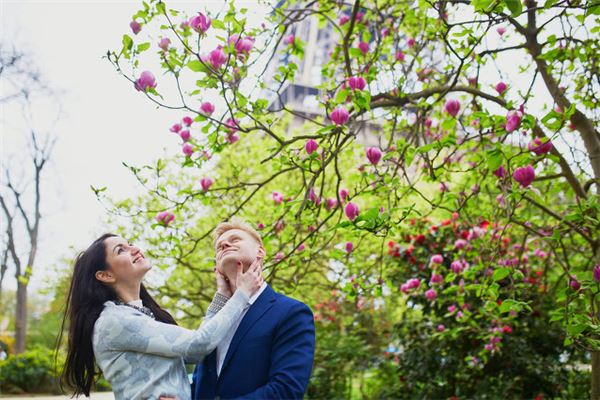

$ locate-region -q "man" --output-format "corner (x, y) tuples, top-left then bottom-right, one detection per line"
(191, 220), (315, 399)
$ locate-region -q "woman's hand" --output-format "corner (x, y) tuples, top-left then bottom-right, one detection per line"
(235, 257), (263, 297)
(215, 268), (233, 298)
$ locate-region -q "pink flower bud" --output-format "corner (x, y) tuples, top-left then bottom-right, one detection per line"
(497, 26), (506, 36)
(505, 111), (521, 132)
(339, 14), (350, 25)
(200, 101), (215, 116)
(430, 273), (444, 284)
(496, 194), (505, 205)
(182, 116), (193, 126)
(130, 21), (141, 35)
(134, 71), (157, 92)
(454, 239), (467, 250)
(330, 106), (350, 126)
(528, 138), (553, 156)
(339, 188), (349, 202)
(309, 188), (318, 203)
(158, 37), (171, 51)
(407, 278), (421, 289)
(285, 35), (296, 46)
(189, 12), (211, 34)
(182, 143), (194, 157)
(272, 191), (284, 205)
(229, 34), (255, 54)
(495, 81), (507, 94)
(451, 260), (463, 274)
(305, 139), (318, 155)
(325, 198), (338, 211)
(348, 76), (366, 90)
(256, 223), (265, 230)
(493, 166), (506, 178)
(225, 118), (240, 133)
(366, 147), (382, 165)
(569, 278), (581, 290)
(297, 243), (305, 252)
(156, 211), (175, 225)
(437, 324), (445, 332)
(593, 265), (600, 283)
(407, 38), (416, 48)
(345, 242), (354, 253)
(200, 177), (213, 191)
(225, 133), (239, 143)
(170, 123), (182, 133)
(344, 202), (359, 221)
(425, 288), (437, 300)
(358, 41), (369, 55)
(444, 99), (460, 117)
(468, 76), (477, 86)
(275, 251), (284, 261)
(431, 254), (443, 264)
(513, 165), (536, 187)
(179, 130), (191, 142)
(395, 50), (405, 62)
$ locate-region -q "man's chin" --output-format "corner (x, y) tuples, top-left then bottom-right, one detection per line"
(218, 256), (239, 274)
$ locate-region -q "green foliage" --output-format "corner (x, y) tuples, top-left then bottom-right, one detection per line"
(0, 346), (62, 394)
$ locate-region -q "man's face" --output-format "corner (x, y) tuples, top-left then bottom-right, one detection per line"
(215, 229), (264, 279)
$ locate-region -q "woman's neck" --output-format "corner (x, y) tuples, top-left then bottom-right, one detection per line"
(115, 282), (141, 303)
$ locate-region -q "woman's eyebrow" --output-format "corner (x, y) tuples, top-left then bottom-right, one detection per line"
(112, 244), (125, 253)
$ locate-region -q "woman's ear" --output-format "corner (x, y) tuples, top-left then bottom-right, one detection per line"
(95, 270), (115, 284)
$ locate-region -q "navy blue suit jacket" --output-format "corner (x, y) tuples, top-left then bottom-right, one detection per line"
(191, 285), (315, 399)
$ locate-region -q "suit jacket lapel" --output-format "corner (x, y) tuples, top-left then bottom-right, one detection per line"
(219, 285), (277, 376)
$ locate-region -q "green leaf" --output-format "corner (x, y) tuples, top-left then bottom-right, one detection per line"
(492, 267), (510, 281)
(504, 0), (523, 16)
(137, 42), (151, 52)
(187, 60), (207, 72)
(486, 148), (503, 171)
(212, 19), (226, 29)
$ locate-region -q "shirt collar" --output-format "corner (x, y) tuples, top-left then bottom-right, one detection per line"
(248, 282), (268, 305)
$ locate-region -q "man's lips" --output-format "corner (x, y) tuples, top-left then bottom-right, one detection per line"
(219, 248), (237, 257)
(133, 255), (144, 263)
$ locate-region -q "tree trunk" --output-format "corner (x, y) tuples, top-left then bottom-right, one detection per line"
(14, 279), (27, 354)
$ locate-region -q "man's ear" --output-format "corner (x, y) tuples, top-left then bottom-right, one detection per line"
(257, 247), (266, 259)
(95, 270), (115, 284)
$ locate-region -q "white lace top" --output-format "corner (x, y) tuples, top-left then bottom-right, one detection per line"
(92, 290), (248, 400)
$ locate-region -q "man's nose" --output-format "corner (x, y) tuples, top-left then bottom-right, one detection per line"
(130, 246), (141, 255)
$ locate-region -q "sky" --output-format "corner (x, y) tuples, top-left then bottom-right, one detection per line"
(0, 0), (586, 300)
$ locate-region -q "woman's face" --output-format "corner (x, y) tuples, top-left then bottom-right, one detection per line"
(101, 236), (151, 285)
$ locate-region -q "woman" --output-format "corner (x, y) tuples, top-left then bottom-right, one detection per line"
(59, 233), (262, 400)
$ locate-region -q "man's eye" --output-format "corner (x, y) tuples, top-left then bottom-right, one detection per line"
(118, 248), (124, 254)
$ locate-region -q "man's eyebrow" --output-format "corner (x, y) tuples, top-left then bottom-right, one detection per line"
(216, 234), (241, 246)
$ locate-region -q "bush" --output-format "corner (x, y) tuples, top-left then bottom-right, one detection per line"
(0, 346), (61, 394)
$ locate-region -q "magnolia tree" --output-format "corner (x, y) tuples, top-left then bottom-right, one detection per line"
(105, 0), (599, 396)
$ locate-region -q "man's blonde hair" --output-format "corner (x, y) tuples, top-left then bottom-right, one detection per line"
(213, 218), (264, 249)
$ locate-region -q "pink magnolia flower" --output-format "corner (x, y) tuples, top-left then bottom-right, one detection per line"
(345, 242), (354, 253)
(309, 188), (319, 203)
(170, 123), (182, 133)
(534, 249), (547, 258)
(225, 133), (239, 143)
(357, 41), (369, 55)
(425, 288), (437, 300)
(448, 305), (457, 313)
(454, 239), (467, 250)
(437, 324), (445, 332)
(225, 118), (239, 133)
(407, 278), (420, 289)
(189, 12), (211, 34)
(495, 81), (507, 94)
(513, 165), (535, 187)
(134, 71), (157, 92)
(285, 34), (296, 46)
(407, 38), (416, 48)
(305, 139), (318, 155)
(158, 37), (171, 51)
(444, 99), (460, 117)
(400, 283), (410, 293)
(497, 26), (506, 36)
(156, 211), (175, 225)
(325, 198), (338, 211)
(130, 21), (141, 35)
(182, 116), (193, 126)
(593, 265), (600, 283)
(496, 194), (506, 205)
(179, 130), (191, 142)
(344, 202), (359, 221)
(569, 278), (581, 290)
(200, 101), (215, 116)
(348, 76), (366, 90)
(330, 106), (350, 126)
(430, 273), (444, 284)
(528, 138), (553, 155)
(203, 46), (227, 69)
(366, 147), (382, 165)
(339, 188), (349, 202)
(505, 111), (522, 132)
(182, 143), (194, 157)
(339, 14), (350, 25)
(451, 260), (463, 274)
(493, 166), (506, 178)
(395, 50), (405, 62)
(431, 254), (444, 264)
(229, 34), (255, 55)
(272, 191), (284, 205)
(200, 177), (213, 191)
(297, 243), (305, 252)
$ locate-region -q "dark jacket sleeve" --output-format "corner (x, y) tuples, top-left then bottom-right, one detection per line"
(233, 302), (315, 399)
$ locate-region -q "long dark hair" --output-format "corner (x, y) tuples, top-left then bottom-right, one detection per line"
(58, 233), (177, 396)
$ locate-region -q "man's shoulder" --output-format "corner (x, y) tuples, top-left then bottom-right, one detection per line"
(271, 289), (312, 313)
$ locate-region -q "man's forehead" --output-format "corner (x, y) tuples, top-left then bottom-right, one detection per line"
(216, 229), (249, 242)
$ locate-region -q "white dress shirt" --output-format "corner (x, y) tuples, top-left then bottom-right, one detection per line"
(216, 282), (268, 376)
